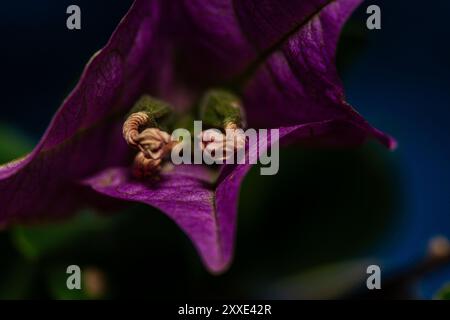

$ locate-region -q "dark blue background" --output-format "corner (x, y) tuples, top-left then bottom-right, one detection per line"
(345, 1), (450, 297)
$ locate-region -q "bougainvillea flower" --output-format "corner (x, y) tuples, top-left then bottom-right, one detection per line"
(0, 0), (395, 273)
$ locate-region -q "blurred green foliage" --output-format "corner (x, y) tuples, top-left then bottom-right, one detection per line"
(267, 259), (374, 299)
(12, 211), (114, 261)
(0, 123), (33, 164)
(435, 283), (450, 300)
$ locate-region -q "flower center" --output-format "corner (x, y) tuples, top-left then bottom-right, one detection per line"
(122, 89), (245, 178)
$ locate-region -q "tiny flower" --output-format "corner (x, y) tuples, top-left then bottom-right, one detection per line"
(198, 129), (225, 155)
(198, 128), (246, 163)
(122, 95), (176, 177)
(135, 127), (171, 160)
(127, 125), (174, 178)
(0, 0), (396, 273)
(224, 128), (246, 152)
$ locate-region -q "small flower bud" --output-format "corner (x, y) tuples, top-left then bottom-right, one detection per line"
(123, 95), (177, 179)
(198, 128), (246, 161)
(200, 89), (245, 129)
(136, 128), (171, 160)
(225, 127), (246, 150)
(127, 95), (173, 128)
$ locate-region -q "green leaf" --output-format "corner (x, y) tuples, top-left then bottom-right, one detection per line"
(268, 259), (375, 299)
(11, 210), (113, 260)
(434, 283), (450, 300)
(0, 124), (32, 164)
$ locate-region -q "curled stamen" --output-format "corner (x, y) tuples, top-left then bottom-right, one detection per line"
(123, 112), (174, 178)
(132, 151), (162, 178)
(123, 96), (177, 178)
(123, 114), (176, 178)
(132, 134), (176, 178)
(122, 112), (149, 148)
(136, 128), (172, 160)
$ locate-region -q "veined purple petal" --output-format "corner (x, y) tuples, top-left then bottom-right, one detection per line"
(241, 0), (396, 149)
(176, 0), (394, 147)
(214, 119), (382, 254)
(234, 0), (335, 50)
(0, 0), (163, 224)
(173, 0), (255, 83)
(80, 120), (368, 273)
(212, 120), (372, 271)
(82, 164), (234, 273)
(175, 1), (356, 81)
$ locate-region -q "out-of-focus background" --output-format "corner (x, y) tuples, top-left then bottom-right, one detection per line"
(1, 0), (450, 299)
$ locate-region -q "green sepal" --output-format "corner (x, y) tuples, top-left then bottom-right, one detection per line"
(127, 95), (174, 130)
(173, 113), (195, 136)
(199, 89), (243, 128)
